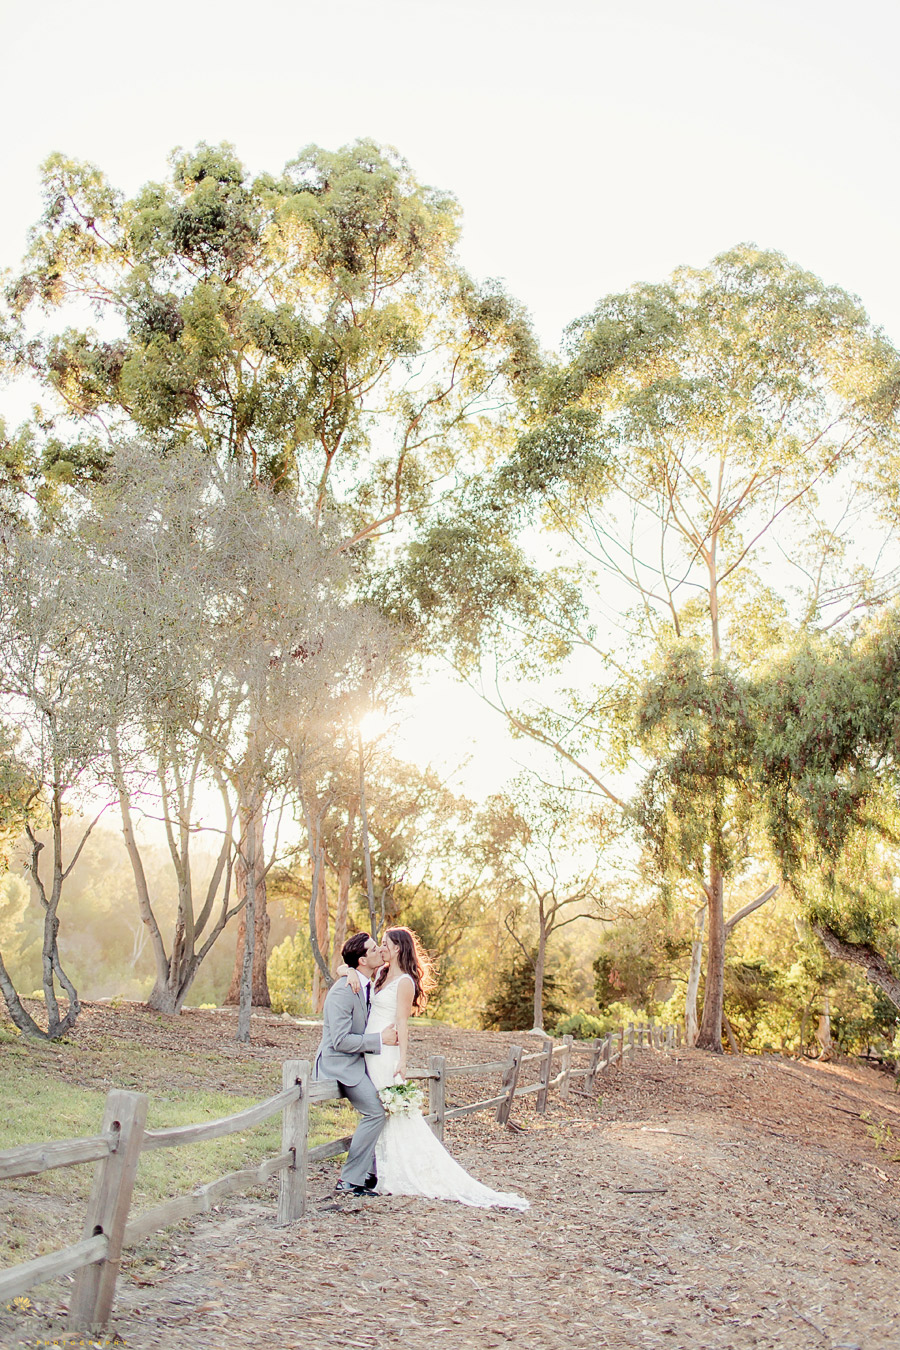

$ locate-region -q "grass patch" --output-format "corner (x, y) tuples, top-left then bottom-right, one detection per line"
(0, 1060), (357, 1264)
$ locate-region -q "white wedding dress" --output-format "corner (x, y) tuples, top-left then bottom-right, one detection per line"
(364, 975), (529, 1210)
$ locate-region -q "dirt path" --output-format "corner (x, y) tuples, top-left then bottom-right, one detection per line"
(2, 1009), (899, 1349)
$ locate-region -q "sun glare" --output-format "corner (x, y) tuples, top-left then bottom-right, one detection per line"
(357, 708), (392, 742)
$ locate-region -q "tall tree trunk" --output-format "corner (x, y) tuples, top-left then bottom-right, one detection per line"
(24, 783), (81, 1038)
(696, 534), (726, 1052)
(816, 992), (833, 1059)
(111, 730), (190, 1012)
(697, 857), (725, 1053)
(236, 803), (259, 1044)
(532, 912), (547, 1032)
(41, 788), (66, 1032)
(685, 902), (707, 1046)
(358, 735), (377, 938)
(224, 805), (269, 1007)
(331, 798), (357, 977)
(311, 857), (330, 1013)
(684, 884), (776, 1047)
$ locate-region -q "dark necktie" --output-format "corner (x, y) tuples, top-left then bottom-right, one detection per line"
(365, 983), (371, 1011)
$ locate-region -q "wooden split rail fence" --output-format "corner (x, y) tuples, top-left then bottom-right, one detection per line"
(0, 1020), (679, 1330)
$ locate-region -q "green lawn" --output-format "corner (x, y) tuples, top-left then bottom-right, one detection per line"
(0, 1034), (356, 1263)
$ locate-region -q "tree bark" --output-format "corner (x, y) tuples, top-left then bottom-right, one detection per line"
(358, 735), (377, 938)
(224, 806), (269, 1007)
(724, 884), (778, 937)
(813, 923), (900, 1011)
(722, 1012), (741, 1054)
(816, 991), (833, 1059)
(24, 784), (81, 1038)
(311, 857), (330, 1013)
(331, 798), (357, 977)
(685, 902), (707, 1047)
(112, 730), (233, 1016)
(697, 860), (725, 1052)
(236, 804), (258, 1044)
(532, 911), (547, 1032)
(0, 948), (49, 1039)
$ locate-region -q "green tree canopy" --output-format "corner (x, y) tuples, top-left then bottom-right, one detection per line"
(398, 245), (900, 1052)
(5, 139), (539, 533)
(754, 611), (900, 1008)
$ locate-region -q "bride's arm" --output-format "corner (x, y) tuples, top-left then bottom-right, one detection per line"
(335, 961), (361, 994)
(394, 975), (415, 1079)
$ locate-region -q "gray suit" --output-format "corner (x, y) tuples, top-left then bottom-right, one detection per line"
(315, 976), (385, 1187)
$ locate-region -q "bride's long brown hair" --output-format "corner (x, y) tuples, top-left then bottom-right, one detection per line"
(375, 926), (437, 1012)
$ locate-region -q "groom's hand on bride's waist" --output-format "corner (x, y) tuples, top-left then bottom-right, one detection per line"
(381, 1024), (399, 1046)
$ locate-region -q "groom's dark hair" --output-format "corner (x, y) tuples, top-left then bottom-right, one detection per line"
(342, 932), (372, 969)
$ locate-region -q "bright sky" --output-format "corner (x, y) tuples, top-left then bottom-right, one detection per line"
(4, 0), (899, 797)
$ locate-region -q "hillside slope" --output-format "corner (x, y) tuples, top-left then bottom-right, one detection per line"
(1, 1004), (899, 1349)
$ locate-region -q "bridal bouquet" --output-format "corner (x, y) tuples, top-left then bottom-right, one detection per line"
(379, 1081), (426, 1117)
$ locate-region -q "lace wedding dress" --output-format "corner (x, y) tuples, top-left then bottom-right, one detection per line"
(364, 975), (529, 1210)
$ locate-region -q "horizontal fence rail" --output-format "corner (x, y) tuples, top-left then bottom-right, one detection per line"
(0, 1235), (108, 1305)
(123, 1154), (294, 1246)
(0, 1134), (116, 1181)
(142, 1086), (300, 1150)
(0, 1021), (679, 1331)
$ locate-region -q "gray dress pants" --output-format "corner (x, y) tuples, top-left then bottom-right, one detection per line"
(339, 1074), (385, 1187)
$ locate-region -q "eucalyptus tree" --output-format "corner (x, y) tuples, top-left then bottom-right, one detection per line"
(81, 444), (246, 1016)
(754, 613), (900, 1011)
(4, 139), (537, 997)
(84, 442), (389, 1034)
(399, 245), (900, 1050)
(274, 613), (404, 1011)
(0, 526), (112, 1038)
(630, 646), (779, 1042)
(5, 139), (536, 515)
(472, 778), (615, 1032)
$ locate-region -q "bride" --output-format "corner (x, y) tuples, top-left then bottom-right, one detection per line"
(345, 926), (528, 1211)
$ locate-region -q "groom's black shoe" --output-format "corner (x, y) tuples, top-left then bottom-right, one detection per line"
(334, 1180), (376, 1198)
(364, 1173), (378, 1191)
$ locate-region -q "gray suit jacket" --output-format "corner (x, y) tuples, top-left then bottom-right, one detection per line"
(314, 976), (383, 1087)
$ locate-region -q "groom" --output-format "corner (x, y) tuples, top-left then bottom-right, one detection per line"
(314, 931), (396, 1198)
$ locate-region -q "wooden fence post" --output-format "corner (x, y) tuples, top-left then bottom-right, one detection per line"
(627, 1023), (635, 1061)
(587, 1036), (604, 1091)
(67, 1090), (148, 1332)
(536, 1038), (554, 1114)
(560, 1035), (574, 1102)
(618, 1026), (625, 1068)
(496, 1045), (523, 1125)
(638, 1023), (645, 1049)
(429, 1055), (446, 1140)
(278, 1059), (309, 1225)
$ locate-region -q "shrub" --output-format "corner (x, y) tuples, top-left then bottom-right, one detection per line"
(267, 934), (314, 1017)
(554, 1011), (605, 1040)
(480, 950), (568, 1031)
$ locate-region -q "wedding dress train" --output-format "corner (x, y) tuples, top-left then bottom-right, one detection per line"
(364, 975), (529, 1210)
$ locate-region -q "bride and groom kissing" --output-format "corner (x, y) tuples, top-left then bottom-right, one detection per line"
(314, 926), (528, 1210)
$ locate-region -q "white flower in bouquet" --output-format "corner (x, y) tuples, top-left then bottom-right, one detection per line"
(379, 1081), (426, 1117)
